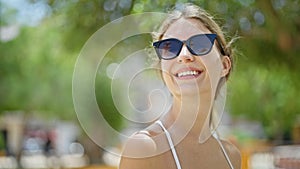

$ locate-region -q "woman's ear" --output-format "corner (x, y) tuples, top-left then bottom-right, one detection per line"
(221, 56), (231, 77)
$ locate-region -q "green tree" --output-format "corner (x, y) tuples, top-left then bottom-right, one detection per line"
(1, 0), (299, 140)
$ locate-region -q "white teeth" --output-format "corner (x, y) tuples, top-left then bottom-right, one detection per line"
(177, 70), (200, 77)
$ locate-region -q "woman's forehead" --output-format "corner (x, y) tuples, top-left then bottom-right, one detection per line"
(163, 18), (211, 40)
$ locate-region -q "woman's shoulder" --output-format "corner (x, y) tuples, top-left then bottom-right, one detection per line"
(121, 123), (163, 157)
(119, 123), (166, 169)
(219, 139), (242, 169)
(121, 131), (156, 157)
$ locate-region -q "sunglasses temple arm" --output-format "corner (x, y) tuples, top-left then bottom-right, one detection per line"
(216, 37), (226, 56)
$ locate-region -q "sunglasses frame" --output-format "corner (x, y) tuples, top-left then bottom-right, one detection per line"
(153, 34), (226, 60)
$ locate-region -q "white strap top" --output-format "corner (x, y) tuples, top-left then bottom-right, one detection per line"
(155, 120), (182, 169)
(155, 120), (234, 169)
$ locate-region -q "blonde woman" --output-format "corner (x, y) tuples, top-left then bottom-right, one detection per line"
(120, 3), (241, 169)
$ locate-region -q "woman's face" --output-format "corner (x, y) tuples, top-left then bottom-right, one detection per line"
(160, 18), (231, 98)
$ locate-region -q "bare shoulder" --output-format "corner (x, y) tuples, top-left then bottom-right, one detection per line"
(121, 122), (164, 157)
(119, 122), (165, 169)
(121, 131), (157, 157)
(119, 131), (158, 169)
(220, 139), (242, 169)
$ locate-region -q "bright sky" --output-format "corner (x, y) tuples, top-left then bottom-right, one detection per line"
(1, 0), (52, 27)
(0, 0), (52, 41)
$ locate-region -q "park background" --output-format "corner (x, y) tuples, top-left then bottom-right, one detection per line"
(0, 0), (299, 168)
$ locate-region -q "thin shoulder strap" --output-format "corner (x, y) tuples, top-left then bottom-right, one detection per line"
(212, 131), (235, 169)
(155, 120), (182, 169)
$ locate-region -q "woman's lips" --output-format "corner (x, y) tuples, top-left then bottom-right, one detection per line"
(175, 67), (203, 80)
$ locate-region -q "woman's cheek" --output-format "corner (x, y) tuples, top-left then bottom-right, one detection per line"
(161, 62), (177, 93)
(162, 71), (173, 87)
(160, 62), (171, 83)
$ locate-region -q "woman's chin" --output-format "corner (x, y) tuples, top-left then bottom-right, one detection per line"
(171, 83), (213, 98)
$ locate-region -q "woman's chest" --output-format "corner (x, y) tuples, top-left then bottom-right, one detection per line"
(156, 139), (231, 169)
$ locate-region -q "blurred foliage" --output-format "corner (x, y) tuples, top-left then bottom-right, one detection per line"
(0, 0), (299, 140)
(0, 132), (4, 149)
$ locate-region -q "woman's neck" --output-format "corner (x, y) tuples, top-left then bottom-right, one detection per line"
(160, 91), (214, 143)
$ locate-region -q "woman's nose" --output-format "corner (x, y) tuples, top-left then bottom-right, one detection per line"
(177, 45), (195, 63)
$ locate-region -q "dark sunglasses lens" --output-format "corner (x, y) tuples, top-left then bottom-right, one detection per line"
(189, 35), (214, 55)
(157, 40), (182, 59)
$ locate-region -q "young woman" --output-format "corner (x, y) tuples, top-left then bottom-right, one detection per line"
(119, 3), (241, 169)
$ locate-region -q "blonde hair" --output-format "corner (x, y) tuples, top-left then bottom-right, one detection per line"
(153, 3), (234, 78)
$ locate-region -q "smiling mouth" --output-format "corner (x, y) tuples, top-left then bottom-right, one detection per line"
(175, 70), (203, 78)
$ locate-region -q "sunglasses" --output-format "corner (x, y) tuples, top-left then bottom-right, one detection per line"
(152, 34), (225, 60)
